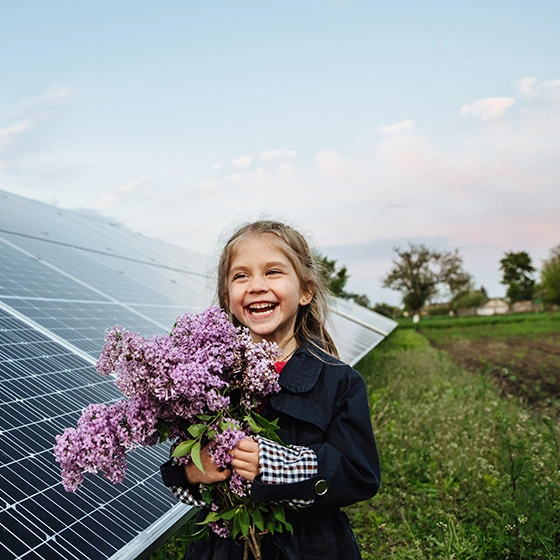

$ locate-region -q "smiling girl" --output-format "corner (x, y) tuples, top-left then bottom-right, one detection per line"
(162, 220), (381, 559)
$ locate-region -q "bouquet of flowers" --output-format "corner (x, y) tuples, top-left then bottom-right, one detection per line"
(54, 306), (292, 559)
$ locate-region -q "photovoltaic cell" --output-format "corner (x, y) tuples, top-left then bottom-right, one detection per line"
(0, 189), (396, 560)
(0, 308), (178, 560)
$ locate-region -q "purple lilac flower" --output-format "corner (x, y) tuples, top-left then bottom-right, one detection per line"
(54, 306), (282, 495)
(209, 419), (247, 469)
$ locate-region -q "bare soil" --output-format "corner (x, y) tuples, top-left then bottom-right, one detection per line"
(429, 334), (560, 407)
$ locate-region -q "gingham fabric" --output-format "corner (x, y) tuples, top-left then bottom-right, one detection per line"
(256, 435), (318, 508)
(171, 437), (318, 509)
(172, 478), (206, 507)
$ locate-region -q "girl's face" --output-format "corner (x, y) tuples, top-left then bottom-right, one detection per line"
(226, 234), (311, 347)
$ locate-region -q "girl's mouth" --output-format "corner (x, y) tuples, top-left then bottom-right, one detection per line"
(247, 303), (277, 316)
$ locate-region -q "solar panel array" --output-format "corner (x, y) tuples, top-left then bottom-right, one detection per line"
(0, 190), (396, 560)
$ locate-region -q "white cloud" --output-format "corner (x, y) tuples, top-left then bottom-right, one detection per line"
(98, 177), (155, 209)
(541, 78), (560, 89)
(0, 120), (33, 153)
(517, 77), (538, 97)
(0, 87), (73, 167)
(259, 148), (297, 161)
(379, 119), (415, 134)
(249, 167), (265, 178)
(232, 155), (252, 169)
(224, 173), (243, 182)
(460, 97), (515, 120)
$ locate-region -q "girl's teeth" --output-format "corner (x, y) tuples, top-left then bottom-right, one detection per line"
(249, 304), (275, 315)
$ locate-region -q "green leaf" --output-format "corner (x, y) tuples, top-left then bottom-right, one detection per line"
(238, 507), (250, 536)
(196, 413), (212, 422)
(200, 511), (220, 524)
(219, 507), (238, 520)
(247, 412), (284, 444)
(232, 513), (241, 538)
(272, 506), (287, 523)
(191, 441), (205, 473)
(245, 415), (264, 434)
(188, 423), (207, 438)
(267, 519), (276, 535)
(157, 422), (170, 443)
(220, 420), (242, 431)
(200, 485), (213, 505)
(180, 524), (209, 543)
(252, 508), (265, 531)
(171, 439), (196, 457)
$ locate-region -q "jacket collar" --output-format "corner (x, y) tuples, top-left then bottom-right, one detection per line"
(277, 343), (336, 393)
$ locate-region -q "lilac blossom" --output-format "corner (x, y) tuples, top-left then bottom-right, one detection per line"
(54, 305), (281, 517)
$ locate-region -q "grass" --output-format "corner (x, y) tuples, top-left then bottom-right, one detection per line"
(347, 326), (560, 559)
(398, 310), (560, 337)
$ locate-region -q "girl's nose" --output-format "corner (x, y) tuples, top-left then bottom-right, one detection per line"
(248, 276), (268, 293)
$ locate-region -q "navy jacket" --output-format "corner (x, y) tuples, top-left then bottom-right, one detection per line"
(181, 344), (380, 560)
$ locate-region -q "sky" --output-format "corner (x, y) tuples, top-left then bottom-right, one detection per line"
(1, 1), (559, 306)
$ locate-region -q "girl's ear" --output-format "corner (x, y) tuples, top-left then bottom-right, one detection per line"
(300, 284), (314, 306)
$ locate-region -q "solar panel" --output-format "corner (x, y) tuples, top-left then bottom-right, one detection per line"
(0, 189), (396, 560)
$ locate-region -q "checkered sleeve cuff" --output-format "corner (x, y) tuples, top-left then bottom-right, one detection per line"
(256, 435), (318, 509)
(171, 484), (206, 508)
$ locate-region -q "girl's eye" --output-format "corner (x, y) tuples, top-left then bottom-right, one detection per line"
(232, 272), (247, 281)
(266, 269), (281, 276)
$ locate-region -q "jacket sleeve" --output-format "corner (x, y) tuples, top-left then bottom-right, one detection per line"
(310, 369), (381, 508)
(252, 436), (318, 509)
(251, 365), (380, 509)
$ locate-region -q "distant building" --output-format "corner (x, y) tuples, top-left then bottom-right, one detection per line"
(511, 300), (535, 313)
(477, 298), (509, 316)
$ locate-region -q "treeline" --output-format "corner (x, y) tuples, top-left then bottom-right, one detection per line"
(318, 243), (560, 320)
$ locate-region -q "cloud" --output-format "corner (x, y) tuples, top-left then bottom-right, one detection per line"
(516, 76), (560, 100)
(379, 119), (415, 134)
(460, 97), (515, 120)
(0, 87), (73, 167)
(0, 120), (34, 153)
(232, 155), (252, 169)
(517, 77), (538, 98)
(259, 148), (297, 162)
(98, 177), (155, 209)
(315, 149), (362, 181)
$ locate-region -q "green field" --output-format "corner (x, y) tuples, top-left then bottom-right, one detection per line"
(347, 312), (560, 559)
(151, 312), (560, 559)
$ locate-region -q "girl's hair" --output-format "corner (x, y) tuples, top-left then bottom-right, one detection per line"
(216, 220), (339, 357)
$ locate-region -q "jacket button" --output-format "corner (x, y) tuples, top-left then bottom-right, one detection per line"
(314, 478), (329, 496)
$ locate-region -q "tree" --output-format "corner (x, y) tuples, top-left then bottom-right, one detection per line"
(316, 254), (350, 297)
(499, 251), (536, 303)
(372, 302), (401, 319)
(451, 289), (489, 312)
(381, 243), (471, 319)
(316, 254), (373, 308)
(540, 244), (560, 305)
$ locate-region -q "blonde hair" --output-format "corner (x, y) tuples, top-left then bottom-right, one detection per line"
(216, 220), (339, 357)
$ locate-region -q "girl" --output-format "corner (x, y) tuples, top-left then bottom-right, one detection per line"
(161, 220), (381, 559)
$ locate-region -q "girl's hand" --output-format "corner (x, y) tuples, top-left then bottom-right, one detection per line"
(185, 444), (231, 485)
(230, 437), (260, 481)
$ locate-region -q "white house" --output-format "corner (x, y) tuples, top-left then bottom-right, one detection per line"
(477, 298), (509, 316)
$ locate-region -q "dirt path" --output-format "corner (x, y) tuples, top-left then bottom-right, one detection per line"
(429, 333), (560, 406)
